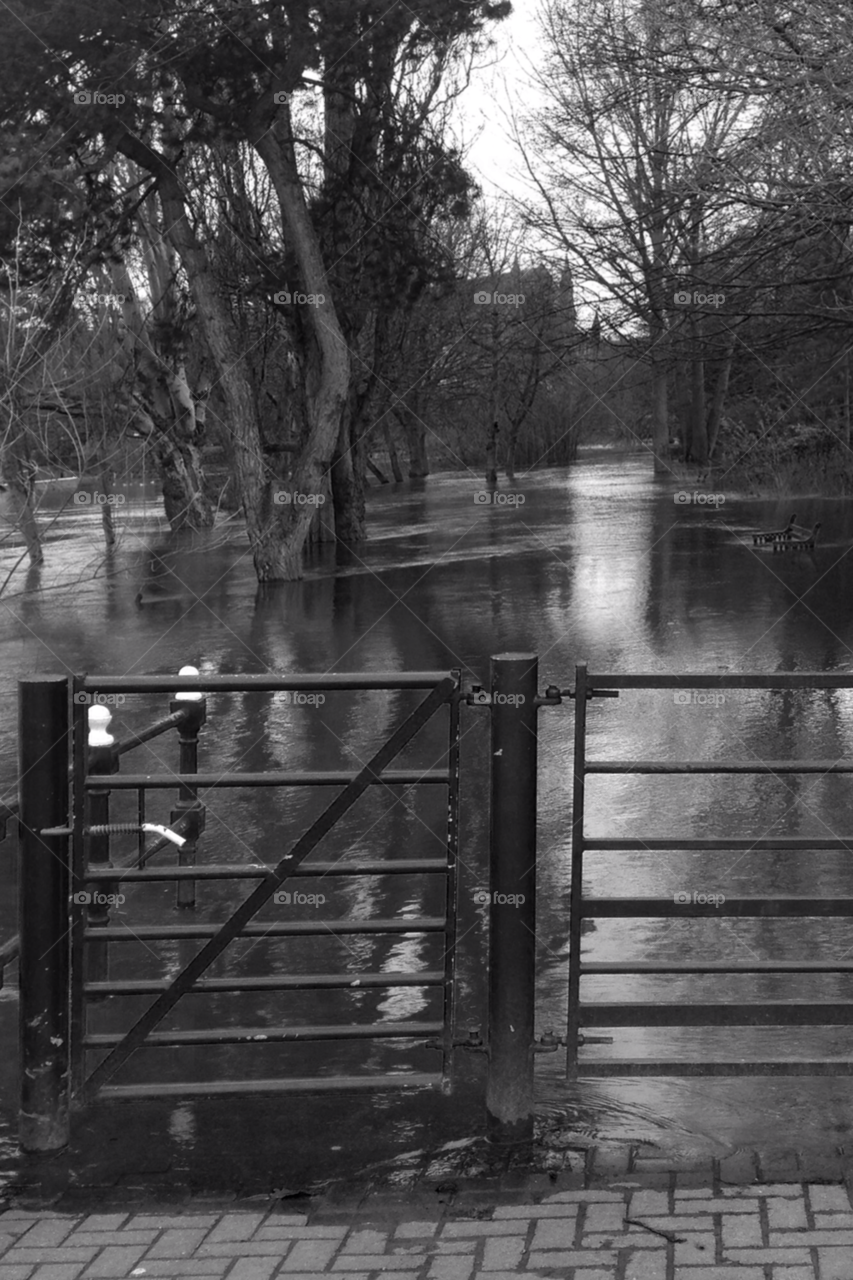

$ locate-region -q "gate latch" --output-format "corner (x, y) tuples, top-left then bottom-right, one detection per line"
(534, 1029), (614, 1051)
(425, 1026), (488, 1053)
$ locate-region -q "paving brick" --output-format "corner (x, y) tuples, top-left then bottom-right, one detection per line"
(582, 1204), (625, 1233)
(673, 1199), (751, 1214)
(30, 1268), (86, 1280)
(0, 1235), (21, 1254)
(225, 1262), (280, 1280)
(480, 1238), (525, 1271)
(197, 1244), (292, 1258)
(278, 1240), (341, 1271)
(766, 1197), (808, 1230)
(331, 1260), (424, 1272)
(145, 1228), (212, 1258)
(526, 1251), (617, 1267)
(76, 1220), (129, 1235)
(427, 1257), (473, 1280)
(812, 1211), (853, 1229)
(587, 1233), (662, 1249)
(724, 1249), (814, 1265)
(627, 1216), (709, 1232)
(818, 1247), (853, 1280)
(123, 1263), (232, 1277)
(571, 1272), (611, 1280)
(204, 1214), (266, 1245)
(721, 1185), (800, 1198)
(769, 1268), (816, 1280)
(491, 1206), (576, 1220)
(441, 1224), (531, 1239)
(530, 1220), (574, 1250)
(673, 1234), (715, 1264)
(64, 1234), (158, 1248)
(431, 1243), (475, 1255)
(676, 1190), (719, 1200)
(2, 1254), (98, 1268)
(674, 1270), (764, 1280)
(769, 1230), (853, 1246)
(126, 1217), (219, 1231)
(256, 1228), (347, 1241)
(629, 1191), (669, 1216)
(14, 1228), (76, 1250)
(623, 1255), (668, 1280)
(394, 1225), (440, 1240)
(80, 1245), (149, 1276)
(540, 1191), (624, 1203)
(0, 1266), (36, 1280)
(722, 1212), (763, 1247)
(342, 1232), (387, 1255)
(808, 1185), (851, 1213)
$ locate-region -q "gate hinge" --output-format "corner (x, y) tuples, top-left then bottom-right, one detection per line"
(558, 688), (620, 701)
(534, 1029), (615, 1051)
(425, 1027), (488, 1053)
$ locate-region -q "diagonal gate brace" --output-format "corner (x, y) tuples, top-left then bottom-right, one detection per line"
(79, 676), (458, 1101)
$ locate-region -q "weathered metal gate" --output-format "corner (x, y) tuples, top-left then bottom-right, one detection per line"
(565, 665), (853, 1078)
(15, 669), (463, 1148)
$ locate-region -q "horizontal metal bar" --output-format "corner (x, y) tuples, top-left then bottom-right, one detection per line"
(84, 917), (447, 941)
(585, 673), (853, 689)
(583, 839), (853, 850)
(84, 771), (449, 790)
(581, 1003), (853, 1026)
(84, 971), (445, 995)
(94, 1073), (445, 1100)
(114, 709), (190, 757)
(84, 1020), (444, 1047)
(583, 897), (853, 916)
(84, 859), (449, 882)
(583, 960), (853, 973)
(588, 761), (853, 774)
(78, 674), (456, 692)
(574, 1062), (853, 1076)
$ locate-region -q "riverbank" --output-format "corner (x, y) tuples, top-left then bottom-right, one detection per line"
(3, 1142), (853, 1279)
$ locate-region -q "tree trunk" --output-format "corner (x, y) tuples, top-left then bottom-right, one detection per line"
(706, 338), (735, 458)
(485, 420), (499, 485)
(384, 423), (404, 482)
(398, 407), (429, 477)
(651, 357), (669, 473)
(99, 463), (117, 550)
(156, 435), (215, 529)
(690, 325), (707, 465)
(3, 441), (42, 566)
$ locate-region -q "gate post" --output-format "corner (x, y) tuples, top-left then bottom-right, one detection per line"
(18, 675), (71, 1152)
(486, 653), (538, 1143)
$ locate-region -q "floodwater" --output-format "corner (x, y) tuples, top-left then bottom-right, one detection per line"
(3, 449), (853, 1195)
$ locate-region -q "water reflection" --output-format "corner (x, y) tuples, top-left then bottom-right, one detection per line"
(2, 452), (853, 1187)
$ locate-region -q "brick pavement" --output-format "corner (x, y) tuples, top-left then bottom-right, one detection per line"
(3, 1171), (853, 1280)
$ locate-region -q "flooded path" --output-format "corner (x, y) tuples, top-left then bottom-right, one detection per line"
(2, 450), (853, 1191)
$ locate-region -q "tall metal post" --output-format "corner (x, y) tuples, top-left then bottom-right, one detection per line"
(171, 667), (206, 909)
(86, 706), (116, 991)
(486, 653), (538, 1143)
(18, 675), (71, 1152)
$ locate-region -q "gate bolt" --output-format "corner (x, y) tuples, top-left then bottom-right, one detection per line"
(534, 686), (563, 707)
(533, 1029), (566, 1052)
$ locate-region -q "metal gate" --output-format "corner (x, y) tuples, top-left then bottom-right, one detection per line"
(566, 665), (853, 1078)
(15, 669), (462, 1147)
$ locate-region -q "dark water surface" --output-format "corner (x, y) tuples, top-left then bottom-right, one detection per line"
(3, 450), (853, 1193)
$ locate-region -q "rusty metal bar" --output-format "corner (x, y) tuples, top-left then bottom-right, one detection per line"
(84, 858), (449, 881)
(585, 960), (853, 973)
(84, 917), (446, 941)
(589, 760), (853, 773)
(583, 897), (853, 916)
(114, 708), (191, 757)
(170, 687), (206, 909)
(98, 1073), (445, 1099)
(18, 676), (70, 1153)
(573, 1062), (853, 1077)
(486, 654), (538, 1143)
(84, 1020), (444, 1047)
(79, 673), (454, 692)
(584, 838), (853, 850)
(585, 674), (853, 688)
(580, 1003), (853, 1026)
(80, 675), (458, 1100)
(441, 685), (462, 1094)
(566, 662), (588, 1081)
(85, 770), (450, 790)
(85, 970), (444, 995)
